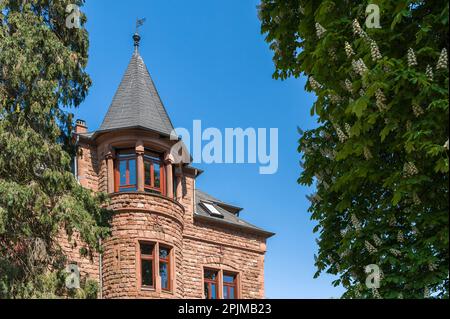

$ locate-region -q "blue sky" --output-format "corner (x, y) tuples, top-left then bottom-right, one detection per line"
(73, 0), (344, 299)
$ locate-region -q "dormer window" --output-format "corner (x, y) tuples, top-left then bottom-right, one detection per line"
(115, 149), (137, 192)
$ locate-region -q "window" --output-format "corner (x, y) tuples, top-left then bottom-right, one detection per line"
(140, 243), (155, 288)
(115, 149), (137, 192)
(204, 269), (219, 299)
(114, 149), (166, 195)
(144, 151), (165, 195)
(203, 268), (239, 299)
(139, 242), (172, 292)
(159, 246), (171, 291)
(223, 273), (237, 299)
(201, 202), (224, 218)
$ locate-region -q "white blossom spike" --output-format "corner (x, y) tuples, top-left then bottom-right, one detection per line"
(424, 287), (430, 298)
(389, 248), (401, 256)
(397, 230), (404, 243)
(329, 48), (337, 61)
(407, 48), (417, 67)
(436, 48), (448, 70)
(444, 139), (449, 150)
(309, 76), (322, 91)
(365, 241), (377, 254)
(372, 234), (382, 247)
(329, 93), (341, 105)
(363, 147), (373, 160)
(372, 288), (382, 299)
(412, 103), (424, 117)
(335, 125), (348, 143)
(351, 214), (362, 232)
(352, 19), (365, 38)
(344, 123), (352, 137)
(352, 59), (368, 76)
(428, 262), (438, 272)
(345, 41), (355, 58)
(375, 89), (387, 111)
(344, 79), (353, 93)
(370, 40), (382, 61)
(403, 162), (419, 177)
(426, 64), (434, 81)
(315, 23), (327, 39)
(413, 192), (421, 205)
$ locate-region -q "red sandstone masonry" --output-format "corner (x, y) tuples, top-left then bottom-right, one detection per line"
(76, 140), (99, 192)
(102, 193), (184, 298)
(60, 136), (270, 299)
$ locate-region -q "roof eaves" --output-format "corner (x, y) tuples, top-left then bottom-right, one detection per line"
(194, 213), (275, 238)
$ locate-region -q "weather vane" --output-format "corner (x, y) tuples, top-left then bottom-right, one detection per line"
(135, 18), (146, 34)
(133, 18), (146, 49)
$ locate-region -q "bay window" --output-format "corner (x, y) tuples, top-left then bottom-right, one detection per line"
(114, 148), (166, 195)
(144, 151), (165, 195)
(115, 149), (137, 192)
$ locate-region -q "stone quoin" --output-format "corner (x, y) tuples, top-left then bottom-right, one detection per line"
(63, 32), (274, 299)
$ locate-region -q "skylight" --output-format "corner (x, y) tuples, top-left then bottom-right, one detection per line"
(202, 202), (224, 218)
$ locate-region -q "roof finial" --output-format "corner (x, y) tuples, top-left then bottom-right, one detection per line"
(133, 18), (146, 51)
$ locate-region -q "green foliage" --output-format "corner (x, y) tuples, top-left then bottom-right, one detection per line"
(0, 0), (110, 298)
(259, 0), (448, 298)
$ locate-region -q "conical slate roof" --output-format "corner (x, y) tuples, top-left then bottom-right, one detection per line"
(98, 45), (174, 136)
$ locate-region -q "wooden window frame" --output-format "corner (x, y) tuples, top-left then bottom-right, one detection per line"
(114, 149), (137, 193)
(138, 241), (173, 293)
(203, 268), (219, 299)
(139, 242), (156, 289)
(203, 268), (240, 299)
(159, 245), (171, 292)
(222, 272), (238, 299)
(143, 151), (166, 196)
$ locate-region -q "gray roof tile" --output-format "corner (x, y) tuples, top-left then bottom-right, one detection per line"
(195, 190), (274, 237)
(98, 51), (174, 136)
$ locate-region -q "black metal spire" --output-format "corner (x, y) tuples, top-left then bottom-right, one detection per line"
(133, 32), (141, 51)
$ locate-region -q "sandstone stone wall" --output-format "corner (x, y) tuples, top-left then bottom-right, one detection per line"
(183, 220), (267, 299)
(76, 140), (99, 191)
(102, 193), (184, 298)
(60, 140), (269, 299)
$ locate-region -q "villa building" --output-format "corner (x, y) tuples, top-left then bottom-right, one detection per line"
(63, 33), (274, 299)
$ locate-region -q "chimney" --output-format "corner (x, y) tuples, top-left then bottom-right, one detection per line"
(75, 119), (88, 134)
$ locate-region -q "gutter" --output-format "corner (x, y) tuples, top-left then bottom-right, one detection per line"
(98, 238), (103, 299)
(74, 134), (79, 183)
